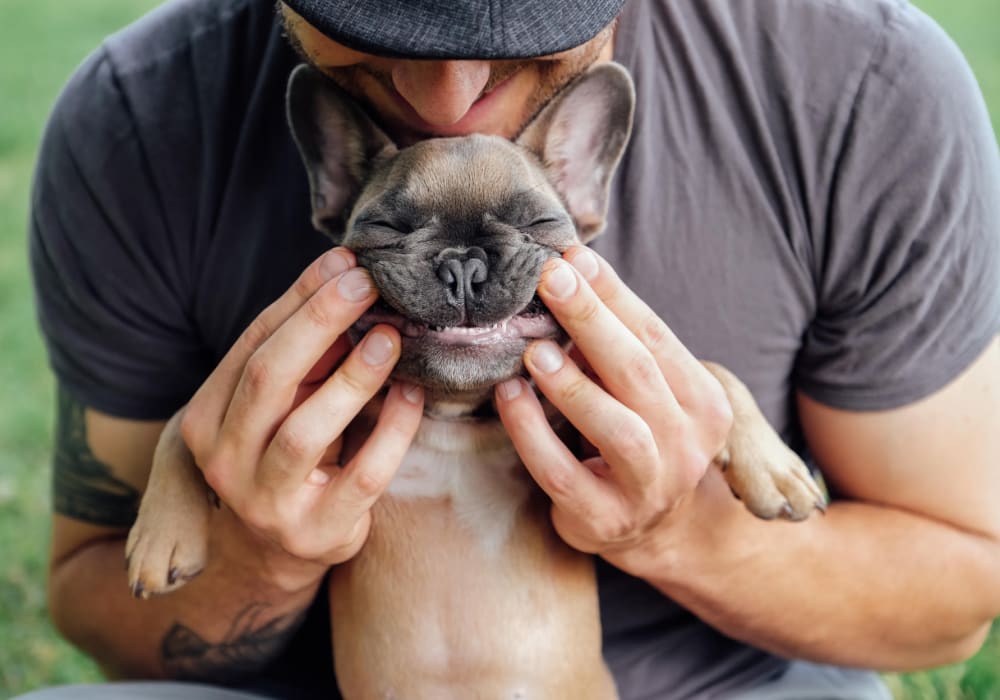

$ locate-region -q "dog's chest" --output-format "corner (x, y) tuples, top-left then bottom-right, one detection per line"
(387, 418), (534, 554)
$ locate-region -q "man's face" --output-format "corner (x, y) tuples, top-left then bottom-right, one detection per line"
(279, 4), (615, 145)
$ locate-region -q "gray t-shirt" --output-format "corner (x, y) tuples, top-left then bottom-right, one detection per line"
(30, 0), (1000, 697)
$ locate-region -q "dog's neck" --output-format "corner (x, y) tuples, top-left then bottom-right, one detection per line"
(411, 411), (516, 459)
(358, 390), (514, 459)
(421, 390), (496, 421)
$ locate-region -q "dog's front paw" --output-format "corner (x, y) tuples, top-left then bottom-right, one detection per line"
(701, 361), (826, 522)
(125, 414), (213, 598)
(717, 436), (827, 521)
(126, 497), (210, 599)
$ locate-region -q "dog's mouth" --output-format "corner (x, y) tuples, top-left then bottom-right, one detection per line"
(353, 298), (559, 346)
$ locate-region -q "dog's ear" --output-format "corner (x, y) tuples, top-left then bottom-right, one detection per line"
(287, 64), (397, 240)
(516, 62), (634, 242)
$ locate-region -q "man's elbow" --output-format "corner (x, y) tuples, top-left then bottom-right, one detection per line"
(935, 621), (994, 668)
(933, 535), (1000, 667)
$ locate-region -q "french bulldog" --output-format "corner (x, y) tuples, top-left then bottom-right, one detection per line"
(126, 62), (826, 699)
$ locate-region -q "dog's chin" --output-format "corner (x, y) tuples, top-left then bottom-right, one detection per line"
(350, 307), (562, 396)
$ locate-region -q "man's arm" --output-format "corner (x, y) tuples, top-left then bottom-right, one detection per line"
(619, 337), (1000, 670)
(48, 391), (322, 680)
(47, 251), (425, 681)
(497, 249), (1000, 671)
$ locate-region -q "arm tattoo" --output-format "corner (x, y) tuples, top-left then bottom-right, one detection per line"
(52, 386), (140, 527)
(161, 602), (305, 681)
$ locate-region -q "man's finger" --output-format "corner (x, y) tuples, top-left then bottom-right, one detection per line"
(561, 246), (714, 410)
(324, 380), (425, 523)
(184, 248), (355, 453)
(536, 257), (678, 418)
(254, 325), (402, 495)
(215, 266), (377, 463)
(494, 378), (612, 524)
(522, 341), (666, 497)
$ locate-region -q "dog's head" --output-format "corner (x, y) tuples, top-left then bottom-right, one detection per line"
(288, 63), (634, 407)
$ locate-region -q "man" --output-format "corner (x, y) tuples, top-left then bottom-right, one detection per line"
(28, 0), (1000, 698)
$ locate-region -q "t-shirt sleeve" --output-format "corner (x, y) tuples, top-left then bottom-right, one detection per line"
(30, 47), (212, 420)
(795, 4), (1000, 411)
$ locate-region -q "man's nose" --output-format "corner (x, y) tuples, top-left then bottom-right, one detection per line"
(391, 60), (491, 126)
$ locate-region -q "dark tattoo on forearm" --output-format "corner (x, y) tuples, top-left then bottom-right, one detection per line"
(161, 602), (304, 681)
(52, 386), (140, 526)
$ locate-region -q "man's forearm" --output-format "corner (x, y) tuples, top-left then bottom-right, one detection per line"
(49, 529), (323, 681)
(614, 469), (1000, 671)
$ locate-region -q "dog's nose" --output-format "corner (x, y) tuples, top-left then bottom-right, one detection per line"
(436, 247), (488, 309)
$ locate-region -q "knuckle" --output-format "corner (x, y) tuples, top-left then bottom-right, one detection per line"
(594, 510), (638, 545)
(350, 468), (390, 502)
(242, 353), (274, 397)
(336, 361), (380, 399)
(200, 454), (230, 494)
(558, 373), (593, 406)
(675, 437), (713, 488)
(291, 270), (320, 304)
(271, 422), (317, 463)
(540, 465), (576, 502)
(691, 376), (734, 448)
(608, 417), (658, 467)
(636, 311), (672, 355)
(705, 395), (734, 446)
(240, 314), (274, 354)
(566, 294), (602, 326)
(302, 291), (336, 330)
(620, 353), (662, 392)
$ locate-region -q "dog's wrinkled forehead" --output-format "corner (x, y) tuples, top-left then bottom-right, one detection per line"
(287, 61), (635, 244)
(350, 135), (559, 227)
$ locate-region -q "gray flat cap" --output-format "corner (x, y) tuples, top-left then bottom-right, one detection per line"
(283, 0), (625, 59)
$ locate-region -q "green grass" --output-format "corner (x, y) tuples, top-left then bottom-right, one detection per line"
(0, 2), (165, 695)
(0, 1), (997, 698)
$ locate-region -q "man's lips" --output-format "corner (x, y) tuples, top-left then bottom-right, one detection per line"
(353, 308), (559, 346)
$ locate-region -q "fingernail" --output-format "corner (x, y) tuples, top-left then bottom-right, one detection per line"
(361, 330), (395, 365)
(531, 341), (564, 374)
(399, 382), (424, 404)
(570, 248), (599, 281)
(320, 249), (352, 280)
(338, 268), (374, 301)
(544, 260), (578, 300)
(498, 378), (523, 401)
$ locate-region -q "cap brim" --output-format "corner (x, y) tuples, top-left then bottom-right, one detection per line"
(283, 0), (624, 59)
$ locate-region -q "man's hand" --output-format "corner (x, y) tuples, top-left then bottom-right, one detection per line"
(180, 248), (424, 591)
(495, 246), (732, 563)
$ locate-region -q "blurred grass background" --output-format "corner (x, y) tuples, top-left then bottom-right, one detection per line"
(0, 0), (998, 698)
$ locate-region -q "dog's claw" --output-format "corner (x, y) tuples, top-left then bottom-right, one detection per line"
(131, 581), (145, 599)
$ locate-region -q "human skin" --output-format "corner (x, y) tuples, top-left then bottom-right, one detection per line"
(49, 1), (1000, 681)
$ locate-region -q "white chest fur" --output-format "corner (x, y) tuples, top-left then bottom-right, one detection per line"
(387, 416), (534, 555)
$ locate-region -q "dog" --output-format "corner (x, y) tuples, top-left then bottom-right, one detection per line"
(126, 62), (826, 699)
